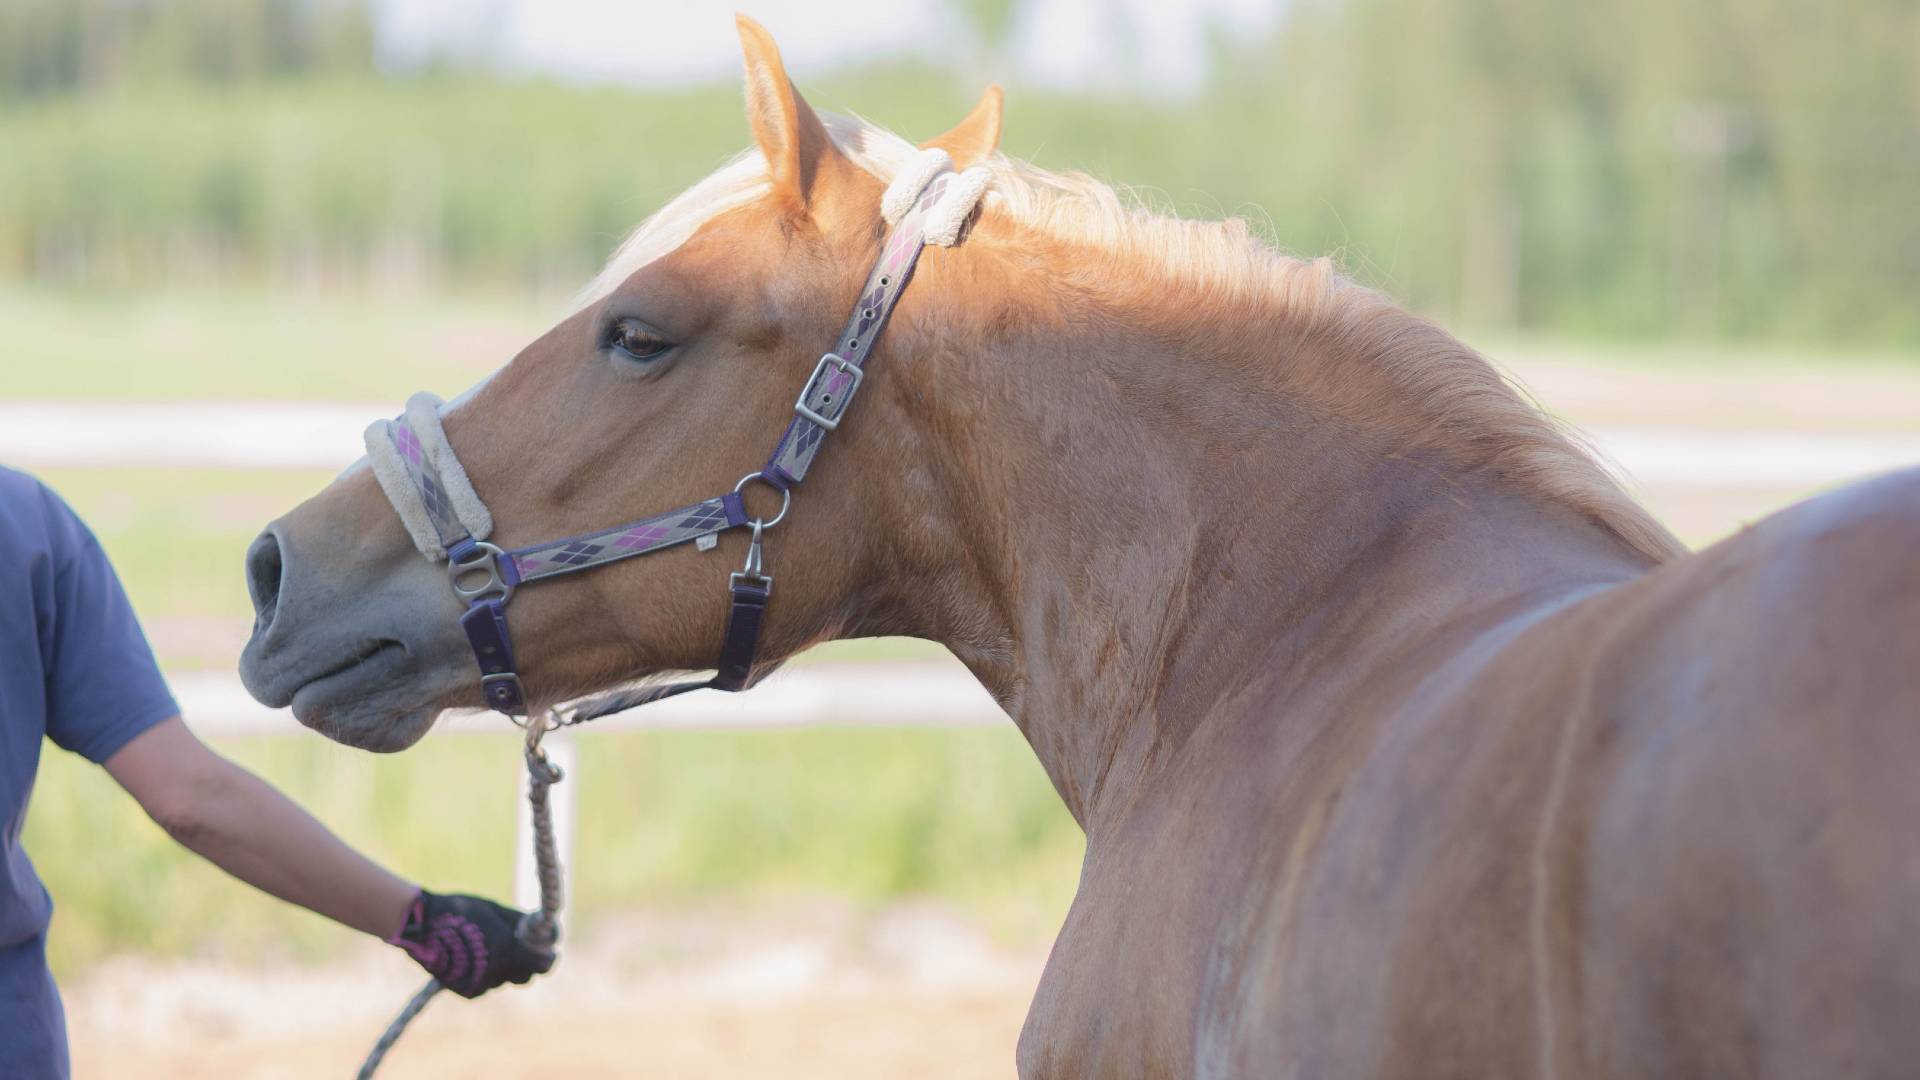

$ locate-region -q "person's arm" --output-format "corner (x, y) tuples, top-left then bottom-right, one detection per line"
(104, 716), (416, 936)
(28, 476), (547, 995)
(101, 716), (555, 996)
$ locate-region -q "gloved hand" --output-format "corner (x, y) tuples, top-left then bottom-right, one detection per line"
(386, 889), (556, 998)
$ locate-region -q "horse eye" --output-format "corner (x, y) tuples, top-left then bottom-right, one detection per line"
(607, 319), (673, 363)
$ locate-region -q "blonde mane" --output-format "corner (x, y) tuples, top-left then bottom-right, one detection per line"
(582, 113), (1682, 564)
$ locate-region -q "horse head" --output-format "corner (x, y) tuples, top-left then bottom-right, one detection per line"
(238, 17), (1007, 750)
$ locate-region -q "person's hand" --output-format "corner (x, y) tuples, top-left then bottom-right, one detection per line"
(386, 890), (556, 998)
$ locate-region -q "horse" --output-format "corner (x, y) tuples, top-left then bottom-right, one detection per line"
(238, 16), (1920, 1077)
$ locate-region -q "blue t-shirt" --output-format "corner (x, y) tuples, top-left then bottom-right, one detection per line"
(0, 467), (178, 1077)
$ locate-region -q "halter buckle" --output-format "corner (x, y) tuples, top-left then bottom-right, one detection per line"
(794, 353), (862, 431)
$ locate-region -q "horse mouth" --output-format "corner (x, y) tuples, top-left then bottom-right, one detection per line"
(284, 639), (436, 752)
(294, 638), (407, 695)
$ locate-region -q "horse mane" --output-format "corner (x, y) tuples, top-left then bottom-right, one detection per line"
(581, 113), (1684, 565)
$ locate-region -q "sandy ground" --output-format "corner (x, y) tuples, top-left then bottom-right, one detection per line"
(75, 985), (1035, 1079)
(67, 905), (1048, 1079)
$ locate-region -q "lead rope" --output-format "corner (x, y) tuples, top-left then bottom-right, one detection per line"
(355, 522), (766, 1077)
(356, 711), (566, 1079)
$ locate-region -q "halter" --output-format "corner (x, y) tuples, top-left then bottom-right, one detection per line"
(362, 152), (984, 724)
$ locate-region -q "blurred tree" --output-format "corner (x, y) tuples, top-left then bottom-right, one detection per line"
(1213, 0), (1920, 342)
(0, 0), (373, 98)
(0, 0), (1916, 346)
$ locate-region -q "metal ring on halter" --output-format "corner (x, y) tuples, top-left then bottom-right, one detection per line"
(448, 541), (515, 604)
(732, 472), (792, 528)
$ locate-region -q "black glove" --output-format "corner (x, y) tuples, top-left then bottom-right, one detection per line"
(386, 889), (556, 999)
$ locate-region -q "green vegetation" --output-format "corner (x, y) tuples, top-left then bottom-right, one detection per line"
(36, 465), (310, 633)
(1226, 0), (1920, 343)
(28, 724), (1082, 976)
(0, 0), (373, 99)
(1, 287), (547, 401)
(2, 1), (1917, 344)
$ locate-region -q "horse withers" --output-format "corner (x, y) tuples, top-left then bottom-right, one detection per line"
(238, 17), (1920, 1078)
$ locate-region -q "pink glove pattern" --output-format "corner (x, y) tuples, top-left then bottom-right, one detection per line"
(387, 890), (552, 998)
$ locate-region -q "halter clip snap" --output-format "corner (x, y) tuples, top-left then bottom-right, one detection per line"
(731, 520), (773, 593)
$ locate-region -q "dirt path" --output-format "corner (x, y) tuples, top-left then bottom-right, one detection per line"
(76, 988), (1034, 1079)
(67, 906), (1046, 1079)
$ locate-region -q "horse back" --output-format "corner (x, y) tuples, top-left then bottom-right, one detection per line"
(1564, 465), (1920, 1078)
(1019, 469), (1920, 1079)
(1221, 468), (1917, 1077)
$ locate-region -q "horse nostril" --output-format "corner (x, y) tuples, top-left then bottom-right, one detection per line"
(245, 529), (285, 634)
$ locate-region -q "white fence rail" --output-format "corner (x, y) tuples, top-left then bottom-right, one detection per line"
(169, 661), (1007, 911)
(7, 401), (1920, 490)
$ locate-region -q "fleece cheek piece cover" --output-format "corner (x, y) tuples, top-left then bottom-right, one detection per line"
(881, 148), (992, 247)
(364, 392), (494, 561)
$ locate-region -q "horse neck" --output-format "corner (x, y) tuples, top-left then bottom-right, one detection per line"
(856, 251), (1655, 829)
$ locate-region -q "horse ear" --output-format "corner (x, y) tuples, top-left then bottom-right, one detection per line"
(736, 14), (840, 211)
(922, 85), (1004, 169)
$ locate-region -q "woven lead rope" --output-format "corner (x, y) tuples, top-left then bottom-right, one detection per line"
(358, 714), (565, 1078)
(354, 978), (440, 1079)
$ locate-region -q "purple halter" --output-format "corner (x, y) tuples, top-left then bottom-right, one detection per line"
(371, 164), (958, 722)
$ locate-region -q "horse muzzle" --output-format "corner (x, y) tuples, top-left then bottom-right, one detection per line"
(238, 516), (463, 752)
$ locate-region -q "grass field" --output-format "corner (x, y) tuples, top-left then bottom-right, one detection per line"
(1, 286), (550, 402)
(29, 723), (1082, 978)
